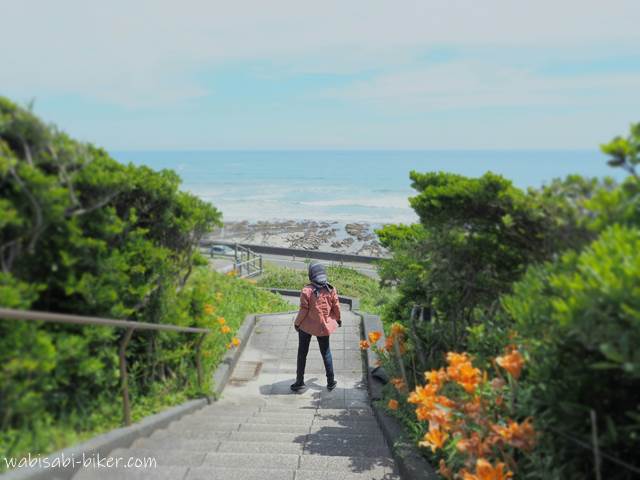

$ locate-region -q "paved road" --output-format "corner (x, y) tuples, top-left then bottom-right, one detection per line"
(72, 307), (399, 479)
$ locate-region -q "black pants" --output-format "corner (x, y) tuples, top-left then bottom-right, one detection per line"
(296, 329), (334, 383)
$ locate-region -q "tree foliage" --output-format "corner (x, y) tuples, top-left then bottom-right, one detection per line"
(0, 97), (236, 460)
(378, 123), (640, 479)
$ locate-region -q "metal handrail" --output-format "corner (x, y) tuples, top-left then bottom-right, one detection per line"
(205, 242), (264, 277)
(0, 308), (210, 333)
(232, 243), (263, 278)
(0, 307), (210, 426)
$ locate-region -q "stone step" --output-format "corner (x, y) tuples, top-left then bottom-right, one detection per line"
(295, 471), (400, 480)
(195, 405), (262, 413)
(128, 437), (306, 455)
(106, 448), (203, 467)
(193, 405), (322, 417)
(73, 465), (187, 480)
(185, 467), (294, 480)
(192, 412), (320, 424)
(298, 455), (399, 479)
(149, 428), (231, 441)
(226, 430), (387, 446)
(217, 440), (304, 454)
(304, 434), (387, 451)
(244, 415), (315, 425)
(190, 410), (256, 419)
(308, 423), (382, 436)
(131, 437), (220, 452)
(239, 422), (312, 434)
(182, 458), (398, 480)
(227, 431), (306, 443)
(313, 409), (374, 419)
(184, 468), (400, 480)
(200, 452), (299, 470)
(312, 416), (377, 425)
(259, 406), (319, 414)
(303, 443), (390, 459)
(255, 411), (318, 419)
(167, 420), (242, 433)
(299, 455), (396, 472)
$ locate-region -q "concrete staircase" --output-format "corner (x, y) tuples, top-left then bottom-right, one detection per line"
(72, 309), (399, 480)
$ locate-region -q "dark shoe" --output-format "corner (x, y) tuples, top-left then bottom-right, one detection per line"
(290, 381), (306, 392)
(327, 379), (337, 391)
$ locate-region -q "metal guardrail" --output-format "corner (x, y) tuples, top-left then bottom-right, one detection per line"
(233, 243), (263, 278)
(206, 243), (263, 278)
(203, 240), (385, 264)
(0, 308), (210, 427)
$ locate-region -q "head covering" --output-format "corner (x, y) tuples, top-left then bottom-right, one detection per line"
(309, 262), (328, 284)
(308, 262), (332, 296)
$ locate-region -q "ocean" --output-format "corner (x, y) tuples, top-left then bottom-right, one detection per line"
(111, 150), (623, 224)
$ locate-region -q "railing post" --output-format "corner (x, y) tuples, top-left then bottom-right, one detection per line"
(119, 328), (135, 426)
(393, 334), (409, 392)
(408, 307), (427, 371)
(195, 332), (207, 389)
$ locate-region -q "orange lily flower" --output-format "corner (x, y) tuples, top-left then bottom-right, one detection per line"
(419, 426), (449, 453)
(461, 458), (513, 480)
(424, 368), (447, 390)
(390, 377), (406, 392)
(496, 348), (524, 380)
(439, 459), (453, 480)
(492, 418), (536, 451)
(368, 330), (382, 344)
(390, 323), (406, 336)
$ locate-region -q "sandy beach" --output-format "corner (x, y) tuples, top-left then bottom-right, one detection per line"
(206, 220), (389, 256)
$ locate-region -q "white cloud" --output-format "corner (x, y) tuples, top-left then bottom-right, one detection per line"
(1, 0), (639, 106)
(323, 60), (640, 111)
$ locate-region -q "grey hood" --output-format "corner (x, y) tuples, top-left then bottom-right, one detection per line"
(308, 262), (328, 285)
(308, 262), (333, 296)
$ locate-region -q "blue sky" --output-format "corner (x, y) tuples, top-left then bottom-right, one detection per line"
(1, 0), (639, 150)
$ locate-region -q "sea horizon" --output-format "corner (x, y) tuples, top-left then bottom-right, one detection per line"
(111, 149), (624, 224)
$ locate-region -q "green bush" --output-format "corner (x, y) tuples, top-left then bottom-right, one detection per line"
(376, 124), (640, 479)
(502, 225), (640, 479)
(375, 171), (596, 371)
(0, 97), (290, 466)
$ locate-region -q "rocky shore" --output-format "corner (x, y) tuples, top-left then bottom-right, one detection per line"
(207, 220), (389, 256)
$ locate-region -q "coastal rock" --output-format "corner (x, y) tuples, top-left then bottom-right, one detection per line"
(330, 237), (355, 251)
(345, 222), (375, 242)
(209, 220), (388, 256)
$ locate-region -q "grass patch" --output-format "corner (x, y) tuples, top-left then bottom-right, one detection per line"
(257, 262), (391, 314)
(193, 267), (292, 371)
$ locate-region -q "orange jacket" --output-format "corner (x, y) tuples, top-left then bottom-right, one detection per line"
(294, 285), (341, 336)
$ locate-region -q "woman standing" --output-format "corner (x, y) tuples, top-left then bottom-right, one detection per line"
(290, 262), (341, 392)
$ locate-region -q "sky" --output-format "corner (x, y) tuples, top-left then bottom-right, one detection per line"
(1, 0), (639, 150)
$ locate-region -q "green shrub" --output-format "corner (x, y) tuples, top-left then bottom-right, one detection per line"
(375, 171), (597, 372)
(0, 97), (290, 466)
(503, 225), (640, 479)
